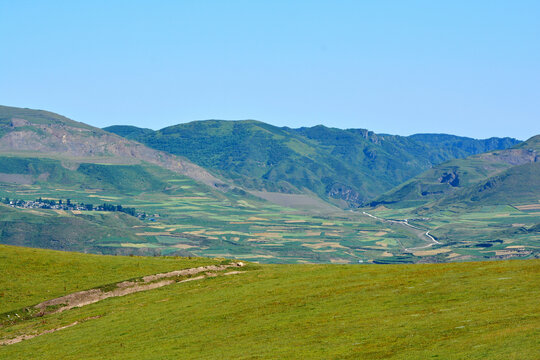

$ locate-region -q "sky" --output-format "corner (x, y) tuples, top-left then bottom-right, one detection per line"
(1, 1), (539, 140)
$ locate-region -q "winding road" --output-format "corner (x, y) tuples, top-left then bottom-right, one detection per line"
(362, 211), (440, 252)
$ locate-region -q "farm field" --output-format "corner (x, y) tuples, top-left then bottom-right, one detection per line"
(0, 245), (538, 359)
(0, 156), (426, 264)
(1, 156), (538, 264)
(368, 204), (540, 262)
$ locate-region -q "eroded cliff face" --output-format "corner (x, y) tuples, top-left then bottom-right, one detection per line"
(475, 149), (539, 166)
(326, 183), (366, 207)
(0, 118), (227, 189)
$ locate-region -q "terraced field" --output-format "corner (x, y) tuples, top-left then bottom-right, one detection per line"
(369, 204), (540, 262)
(0, 156), (425, 264)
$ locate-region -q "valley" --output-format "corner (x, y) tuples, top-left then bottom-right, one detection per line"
(2, 3), (539, 358)
(0, 105), (537, 264)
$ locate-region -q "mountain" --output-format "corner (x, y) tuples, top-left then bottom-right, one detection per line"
(433, 162), (540, 208)
(101, 125), (154, 139)
(2, 105), (424, 264)
(104, 121), (520, 206)
(371, 135), (539, 208)
(0, 105), (238, 255)
(1, 105), (534, 263)
(0, 105), (226, 189)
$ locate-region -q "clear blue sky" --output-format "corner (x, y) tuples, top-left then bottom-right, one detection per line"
(1, 1), (539, 139)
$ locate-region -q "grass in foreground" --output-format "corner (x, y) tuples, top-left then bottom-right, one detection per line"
(0, 245), (222, 313)
(0, 246), (538, 359)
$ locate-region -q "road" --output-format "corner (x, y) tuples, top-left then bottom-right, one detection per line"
(362, 211), (440, 252)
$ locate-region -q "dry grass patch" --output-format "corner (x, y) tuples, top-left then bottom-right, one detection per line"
(172, 244), (196, 249)
(120, 243), (150, 248)
(135, 232), (171, 236)
(514, 203), (540, 210)
(302, 242), (346, 250)
(413, 248), (452, 256)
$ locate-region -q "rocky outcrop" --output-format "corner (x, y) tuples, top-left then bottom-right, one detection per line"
(327, 183), (365, 206)
(439, 172), (460, 187)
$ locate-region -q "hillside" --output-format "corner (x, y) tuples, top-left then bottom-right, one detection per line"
(105, 121), (519, 206)
(0, 246), (538, 359)
(0, 106), (536, 264)
(0, 245), (221, 313)
(371, 134), (539, 208)
(0, 105), (226, 189)
(431, 162), (540, 209)
(0, 135), (423, 263)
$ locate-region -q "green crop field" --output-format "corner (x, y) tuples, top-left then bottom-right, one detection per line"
(0, 246), (538, 359)
(0, 156), (429, 264)
(369, 204), (540, 262)
(1, 154), (537, 264)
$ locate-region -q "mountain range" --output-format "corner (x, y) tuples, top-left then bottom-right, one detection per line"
(104, 121), (520, 206)
(0, 104), (538, 263)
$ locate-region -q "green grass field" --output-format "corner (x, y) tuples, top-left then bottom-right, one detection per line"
(0, 245), (538, 359)
(0, 245), (222, 313)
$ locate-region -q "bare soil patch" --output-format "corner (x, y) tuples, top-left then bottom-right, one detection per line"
(515, 204), (540, 210)
(0, 263), (246, 346)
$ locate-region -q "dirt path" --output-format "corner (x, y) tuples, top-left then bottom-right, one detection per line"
(35, 262), (245, 315)
(1, 262), (245, 346)
(0, 316), (102, 346)
(362, 211), (440, 252)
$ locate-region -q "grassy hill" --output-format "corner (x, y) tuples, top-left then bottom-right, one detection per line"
(0, 246), (538, 359)
(0, 105), (226, 189)
(432, 162), (540, 209)
(0, 245), (221, 313)
(0, 105), (534, 264)
(105, 121), (519, 206)
(371, 135), (539, 208)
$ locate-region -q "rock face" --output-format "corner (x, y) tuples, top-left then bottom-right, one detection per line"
(0, 106), (227, 189)
(369, 134), (540, 208)
(439, 172), (460, 187)
(327, 183), (365, 206)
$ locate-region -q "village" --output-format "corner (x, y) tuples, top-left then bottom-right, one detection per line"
(1, 197), (150, 219)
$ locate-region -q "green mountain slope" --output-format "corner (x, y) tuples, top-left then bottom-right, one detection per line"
(105, 121), (519, 206)
(0, 203), (152, 255)
(0, 105), (534, 264)
(0, 105), (226, 189)
(1, 107), (432, 263)
(431, 162), (540, 209)
(371, 135), (539, 208)
(1, 246), (538, 359)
